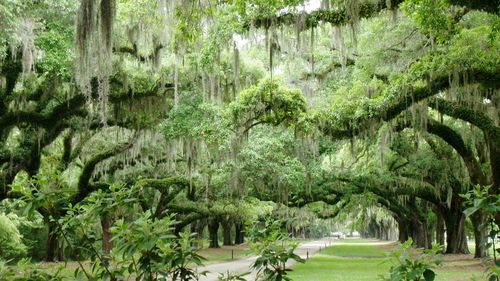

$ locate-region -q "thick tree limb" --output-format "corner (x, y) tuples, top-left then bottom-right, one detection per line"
(428, 98), (500, 192)
(73, 137), (135, 204)
(427, 119), (488, 185)
(320, 69), (499, 139)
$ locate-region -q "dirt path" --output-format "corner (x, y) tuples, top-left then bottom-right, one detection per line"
(196, 238), (335, 281)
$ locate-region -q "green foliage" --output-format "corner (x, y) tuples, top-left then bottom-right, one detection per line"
(462, 185), (500, 280)
(238, 127), (307, 199)
(57, 184), (206, 281)
(1, 0), (499, 278)
(0, 258), (64, 281)
(462, 185), (500, 220)
(112, 214), (206, 281)
(0, 212), (27, 260)
(401, 0), (454, 42)
(163, 92), (205, 140)
(217, 271), (250, 281)
(231, 0), (305, 19)
(229, 77), (306, 131)
(381, 239), (443, 281)
(250, 219), (305, 281)
(35, 22), (74, 79)
(0, 199), (45, 261)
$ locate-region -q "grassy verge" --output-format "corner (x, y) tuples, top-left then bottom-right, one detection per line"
(288, 243), (488, 281)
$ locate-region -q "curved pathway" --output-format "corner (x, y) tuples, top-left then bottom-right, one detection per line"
(196, 238), (335, 281)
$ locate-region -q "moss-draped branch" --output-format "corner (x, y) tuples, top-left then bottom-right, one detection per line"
(428, 97), (500, 192)
(245, 0), (403, 30)
(327, 174), (442, 206)
(426, 119), (488, 185)
(73, 138), (135, 204)
(319, 69), (499, 139)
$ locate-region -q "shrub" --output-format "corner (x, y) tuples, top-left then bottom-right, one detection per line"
(381, 238), (443, 281)
(0, 213), (27, 260)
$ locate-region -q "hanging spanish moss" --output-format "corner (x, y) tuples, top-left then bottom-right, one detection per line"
(310, 27), (315, 75)
(174, 53), (179, 107)
(379, 123), (393, 168)
(321, 0), (332, 9)
(75, 0), (116, 124)
(15, 18), (39, 74)
(233, 42), (240, 94)
(332, 26), (347, 73)
(345, 0), (360, 49)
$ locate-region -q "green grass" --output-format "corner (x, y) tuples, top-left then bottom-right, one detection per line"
(333, 238), (381, 244)
(289, 243), (488, 281)
(320, 244), (391, 258)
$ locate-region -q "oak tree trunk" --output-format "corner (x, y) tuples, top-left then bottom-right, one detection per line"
(471, 212), (489, 258)
(209, 218), (220, 248)
(101, 214), (113, 254)
(234, 222), (245, 244)
(222, 220), (233, 246)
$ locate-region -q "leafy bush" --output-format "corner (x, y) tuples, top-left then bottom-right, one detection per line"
(57, 184), (207, 281)
(381, 238), (442, 281)
(0, 199), (46, 261)
(0, 212), (27, 260)
(0, 258), (64, 281)
(462, 185), (500, 281)
(250, 219), (305, 281)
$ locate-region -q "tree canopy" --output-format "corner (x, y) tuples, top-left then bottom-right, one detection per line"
(0, 0), (498, 278)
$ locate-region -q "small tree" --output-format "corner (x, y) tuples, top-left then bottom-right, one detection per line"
(381, 238), (443, 281)
(53, 184), (206, 281)
(250, 219), (305, 281)
(462, 185), (500, 281)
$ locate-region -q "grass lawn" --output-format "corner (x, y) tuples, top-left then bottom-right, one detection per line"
(333, 238), (382, 244)
(289, 243), (489, 281)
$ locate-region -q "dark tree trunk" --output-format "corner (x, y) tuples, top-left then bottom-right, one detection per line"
(101, 214), (113, 254)
(46, 223), (58, 262)
(471, 212), (489, 258)
(234, 222), (244, 244)
(222, 220), (233, 246)
(208, 218), (220, 248)
(444, 209), (469, 254)
(396, 217), (410, 243)
(436, 213), (445, 246)
(192, 219), (205, 238)
(190, 219), (205, 248)
(426, 227), (433, 248)
(412, 219), (429, 249)
(57, 239), (65, 261)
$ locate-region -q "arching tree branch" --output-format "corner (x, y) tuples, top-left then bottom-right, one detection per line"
(73, 136), (136, 204)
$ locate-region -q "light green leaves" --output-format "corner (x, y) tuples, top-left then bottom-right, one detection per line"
(0, 212), (27, 259)
(229, 77), (306, 132)
(382, 238), (443, 281)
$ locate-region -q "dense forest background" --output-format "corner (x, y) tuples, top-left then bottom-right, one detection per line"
(0, 0), (498, 279)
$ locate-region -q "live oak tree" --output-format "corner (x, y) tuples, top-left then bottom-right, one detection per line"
(0, 0), (498, 269)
